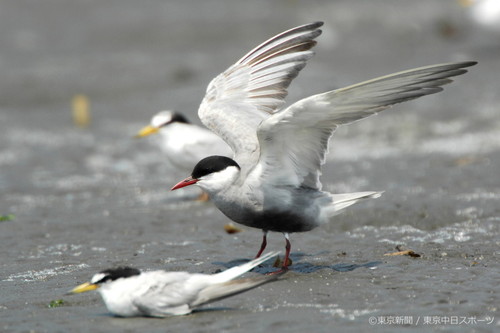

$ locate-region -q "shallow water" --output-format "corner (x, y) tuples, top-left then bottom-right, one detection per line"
(1, 1), (499, 332)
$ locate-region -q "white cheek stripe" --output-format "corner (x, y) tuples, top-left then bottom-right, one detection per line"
(91, 273), (106, 284)
(198, 166), (240, 192)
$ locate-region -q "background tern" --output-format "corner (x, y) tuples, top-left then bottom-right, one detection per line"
(136, 110), (232, 172)
(170, 21), (477, 271)
(68, 251), (279, 317)
(136, 111), (232, 200)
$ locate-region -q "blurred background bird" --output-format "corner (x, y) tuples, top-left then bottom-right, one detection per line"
(136, 111), (233, 200)
(460, 0), (500, 35)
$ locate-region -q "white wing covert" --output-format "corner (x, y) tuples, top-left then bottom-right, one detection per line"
(256, 61), (477, 190)
(198, 22), (323, 175)
(131, 272), (206, 316)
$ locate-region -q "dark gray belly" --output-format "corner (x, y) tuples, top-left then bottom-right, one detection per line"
(222, 208), (319, 233)
(215, 186), (326, 233)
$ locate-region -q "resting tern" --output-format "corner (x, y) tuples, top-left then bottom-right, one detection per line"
(136, 110), (232, 172)
(68, 251), (279, 317)
(170, 21), (477, 271)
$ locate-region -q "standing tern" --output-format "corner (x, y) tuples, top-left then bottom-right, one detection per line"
(170, 21), (477, 271)
(68, 251), (279, 317)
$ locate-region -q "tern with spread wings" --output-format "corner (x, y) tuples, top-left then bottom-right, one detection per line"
(171, 22), (476, 271)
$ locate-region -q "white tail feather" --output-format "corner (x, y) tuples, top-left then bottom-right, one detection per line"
(323, 191), (383, 218)
(209, 251), (279, 284)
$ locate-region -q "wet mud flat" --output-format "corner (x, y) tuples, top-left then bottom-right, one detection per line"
(1, 1), (499, 332)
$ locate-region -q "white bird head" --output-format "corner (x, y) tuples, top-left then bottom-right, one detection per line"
(151, 111), (189, 128)
(68, 267), (141, 294)
(135, 111), (189, 138)
(171, 156), (240, 194)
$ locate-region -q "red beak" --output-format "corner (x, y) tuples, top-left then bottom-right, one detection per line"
(171, 176), (199, 191)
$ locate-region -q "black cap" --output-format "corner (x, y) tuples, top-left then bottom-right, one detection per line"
(192, 156), (240, 179)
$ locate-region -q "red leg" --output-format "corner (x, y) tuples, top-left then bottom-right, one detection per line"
(267, 233), (291, 275)
(281, 233), (291, 270)
(254, 230), (268, 258)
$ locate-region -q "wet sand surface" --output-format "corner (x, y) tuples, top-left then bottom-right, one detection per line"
(1, 1), (499, 332)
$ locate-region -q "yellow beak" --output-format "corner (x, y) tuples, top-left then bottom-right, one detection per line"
(69, 282), (99, 294)
(134, 125), (159, 138)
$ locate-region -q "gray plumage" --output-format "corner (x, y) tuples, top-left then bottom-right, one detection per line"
(172, 21), (476, 269)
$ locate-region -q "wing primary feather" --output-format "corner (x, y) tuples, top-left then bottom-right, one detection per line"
(199, 22), (323, 173)
(190, 275), (281, 308)
(188, 251), (281, 308)
(255, 61), (477, 190)
(209, 251), (279, 284)
(237, 22), (323, 66)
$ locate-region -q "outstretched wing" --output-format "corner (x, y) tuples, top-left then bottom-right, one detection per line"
(254, 61), (477, 190)
(198, 22), (323, 175)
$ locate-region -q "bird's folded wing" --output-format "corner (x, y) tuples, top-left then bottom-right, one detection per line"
(132, 272), (202, 316)
(255, 61), (477, 190)
(198, 22), (323, 174)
